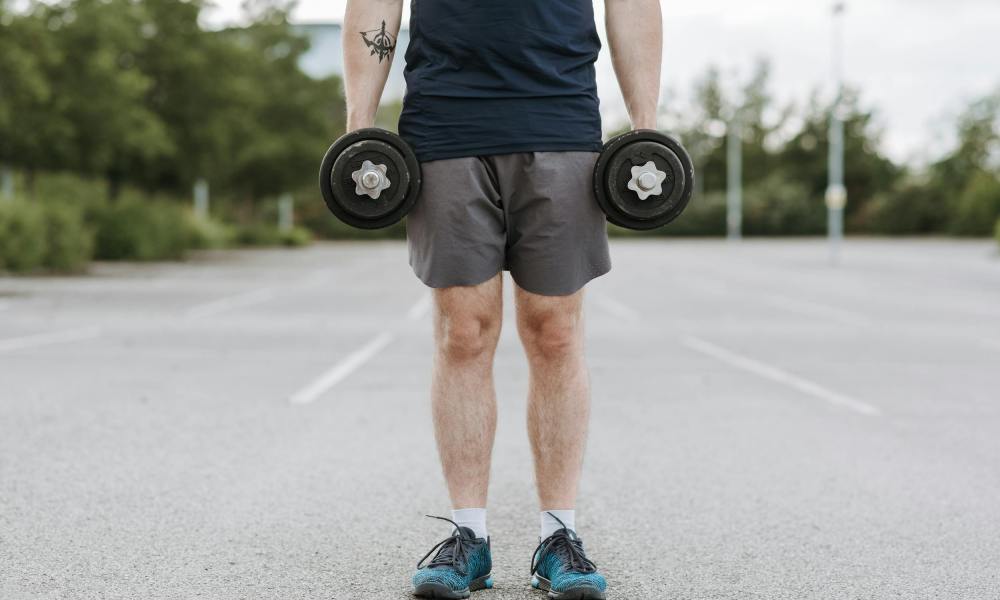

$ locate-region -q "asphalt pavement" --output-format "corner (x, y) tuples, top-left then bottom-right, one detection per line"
(2, 238), (999, 599)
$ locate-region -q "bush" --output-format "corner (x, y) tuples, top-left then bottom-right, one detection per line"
(743, 175), (824, 236)
(861, 180), (947, 234)
(92, 200), (197, 261)
(949, 171), (1000, 236)
(234, 224), (312, 247)
(296, 192), (406, 240)
(995, 218), (1000, 248)
(0, 200), (94, 274)
(185, 214), (234, 250)
(42, 204), (93, 272)
(0, 201), (47, 273)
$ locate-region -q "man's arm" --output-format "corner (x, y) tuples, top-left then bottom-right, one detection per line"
(343, 0), (404, 132)
(605, 0), (663, 130)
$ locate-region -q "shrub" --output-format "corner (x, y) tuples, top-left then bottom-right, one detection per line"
(235, 224), (313, 247)
(0, 201), (47, 273)
(995, 218), (1000, 248)
(42, 203), (93, 272)
(861, 180), (947, 234)
(743, 175), (824, 236)
(185, 214), (234, 250)
(949, 171), (1000, 236)
(92, 201), (195, 261)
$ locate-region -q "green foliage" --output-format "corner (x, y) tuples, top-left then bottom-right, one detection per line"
(950, 171), (1000, 236)
(185, 214), (235, 250)
(743, 175), (824, 236)
(0, 200), (91, 273)
(234, 224), (312, 247)
(995, 218), (1000, 248)
(0, 201), (47, 272)
(41, 203), (93, 272)
(862, 180), (947, 235)
(92, 200), (196, 261)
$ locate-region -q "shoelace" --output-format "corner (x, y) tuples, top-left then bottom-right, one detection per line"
(416, 515), (475, 575)
(530, 512), (598, 575)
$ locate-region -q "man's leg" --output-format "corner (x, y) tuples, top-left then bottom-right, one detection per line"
(515, 285), (590, 514)
(431, 274), (503, 511)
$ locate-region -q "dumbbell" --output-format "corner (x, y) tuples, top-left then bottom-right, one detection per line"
(592, 129), (695, 230)
(318, 128), (422, 229)
(319, 128), (694, 231)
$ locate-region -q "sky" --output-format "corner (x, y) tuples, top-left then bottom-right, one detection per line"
(203, 0), (1000, 164)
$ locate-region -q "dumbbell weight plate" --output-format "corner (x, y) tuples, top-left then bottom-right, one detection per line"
(319, 128), (421, 230)
(594, 129), (695, 230)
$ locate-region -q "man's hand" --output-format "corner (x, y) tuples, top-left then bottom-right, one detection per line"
(344, 0), (404, 132)
(605, 0), (663, 131)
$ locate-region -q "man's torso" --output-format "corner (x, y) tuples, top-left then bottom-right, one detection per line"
(399, 0), (604, 162)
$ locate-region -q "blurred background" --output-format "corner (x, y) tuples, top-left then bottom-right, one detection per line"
(2, 1), (1000, 598)
(1, 0), (999, 270)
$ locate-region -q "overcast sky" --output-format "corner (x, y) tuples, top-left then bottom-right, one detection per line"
(205, 0), (1000, 164)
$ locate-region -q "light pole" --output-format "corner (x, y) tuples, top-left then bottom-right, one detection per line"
(726, 115), (742, 241)
(826, 2), (847, 264)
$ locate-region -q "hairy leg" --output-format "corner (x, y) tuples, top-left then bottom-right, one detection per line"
(515, 285), (590, 510)
(431, 274), (503, 509)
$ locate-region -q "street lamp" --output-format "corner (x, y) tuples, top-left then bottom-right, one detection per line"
(826, 2), (847, 264)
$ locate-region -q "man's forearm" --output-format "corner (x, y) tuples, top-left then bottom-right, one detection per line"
(605, 0), (663, 130)
(343, 0), (403, 131)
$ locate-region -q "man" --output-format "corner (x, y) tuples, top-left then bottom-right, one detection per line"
(343, 1), (661, 597)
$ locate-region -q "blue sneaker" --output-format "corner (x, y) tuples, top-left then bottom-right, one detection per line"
(412, 516), (493, 599)
(530, 514), (606, 599)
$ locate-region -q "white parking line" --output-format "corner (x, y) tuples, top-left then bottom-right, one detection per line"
(591, 294), (641, 323)
(407, 293), (432, 321)
(681, 335), (881, 416)
(0, 326), (103, 354)
(289, 332), (395, 404)
(184, 288), (277, 320)
(757, 293), (872, 327)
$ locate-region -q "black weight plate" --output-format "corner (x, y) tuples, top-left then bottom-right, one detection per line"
(331, 140), (408, 220)
(593, 129), (695, 231)
(605, 140), (685, 221)
(319, 128), (422, 229)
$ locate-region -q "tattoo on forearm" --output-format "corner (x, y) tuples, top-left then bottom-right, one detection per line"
(360, 20), (396, 63)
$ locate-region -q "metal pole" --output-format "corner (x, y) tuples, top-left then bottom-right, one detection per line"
(278, 193), (294, 233)
(0, 165), (13, 202)
(726, 117), (742, 241)
(826, 2), (847, 265)
(193, 178), (210, 220)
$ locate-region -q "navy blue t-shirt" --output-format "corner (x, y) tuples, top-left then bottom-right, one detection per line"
(398, 0), (604, 162)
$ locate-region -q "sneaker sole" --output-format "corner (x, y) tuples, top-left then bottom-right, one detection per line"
(413, 574), (493, 599)
(532, 575), (606, 600)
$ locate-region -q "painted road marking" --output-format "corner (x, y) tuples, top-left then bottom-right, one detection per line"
(407, 293), (432, 321)
(592, 294), (641, 324)
(0, 326), (103, 354)
(184, 288), (277, 320)
(681, 335), (881, 416)
(289, 332), (395, 405)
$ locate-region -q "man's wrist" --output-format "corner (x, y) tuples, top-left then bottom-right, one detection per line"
(631, 113), (658, 130)
(346, 111), (377, 132)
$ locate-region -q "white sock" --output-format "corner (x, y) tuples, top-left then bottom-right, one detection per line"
(451, 508), (488, 539)
(540, 509), (576, 539)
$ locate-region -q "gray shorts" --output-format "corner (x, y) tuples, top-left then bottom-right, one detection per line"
(406, 152), (611, 296)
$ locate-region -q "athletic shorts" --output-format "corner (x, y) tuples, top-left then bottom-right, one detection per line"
(406, 152), (611, 296)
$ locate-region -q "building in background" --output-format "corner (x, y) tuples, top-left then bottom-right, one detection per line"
(294, 22), (410, 101)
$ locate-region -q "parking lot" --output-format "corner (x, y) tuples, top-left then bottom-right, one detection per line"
(2, 238), (999, 599)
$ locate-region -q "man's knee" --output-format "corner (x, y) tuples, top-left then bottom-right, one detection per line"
(437, 312), (500, 362)
(519, 310), (583, 361)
